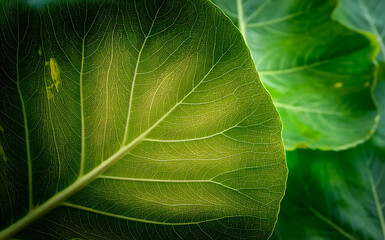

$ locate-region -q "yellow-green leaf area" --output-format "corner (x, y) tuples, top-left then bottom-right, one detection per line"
(0, 0), (286, 239)
(44, 58), (61, 99)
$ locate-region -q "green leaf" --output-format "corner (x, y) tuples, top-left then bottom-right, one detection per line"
(212, 0), (378, 150)
(372, 62), (385, 149)
(0, 0), (286, 239)
(333, 0), (385, 149)
(333, 0), (385, 62)
(271, 3), (385, 235)
(271, 142), (385, 240)
(273, 84), (385, 239)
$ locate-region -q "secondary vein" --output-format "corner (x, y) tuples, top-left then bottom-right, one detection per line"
(101, 17), (117, 161)
(247, 11), (305, 28)
(62, 202), (227, 225)
(274, 102), (348, 116)
(121, 2), (163, 147)
(258, 58), (331, 76)
(79, 37), (86, 176)
(368, 168), (385, 239)
(16, 4), (33, 211)
(309, 207), (358, 240)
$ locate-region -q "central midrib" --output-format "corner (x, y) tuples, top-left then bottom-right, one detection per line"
(0, 115), (168, 239)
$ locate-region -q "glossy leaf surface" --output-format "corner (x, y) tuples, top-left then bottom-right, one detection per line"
(272, 3), (385, 236)
(334, 0), (385, 149)
(272, 79), (385, 239)
(213, 0), (378, 150)
(334, 0), (385, 62)
(0, 0), (286, 239)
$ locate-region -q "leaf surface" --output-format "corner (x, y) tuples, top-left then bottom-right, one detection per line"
(334, 0), (385, 62)
(334, 0), (385, 149)
(213, 0), (378, 150)
(0, 0), (286, 239)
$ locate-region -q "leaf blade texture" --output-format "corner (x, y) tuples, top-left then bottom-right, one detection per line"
(0, 0), (286, 239)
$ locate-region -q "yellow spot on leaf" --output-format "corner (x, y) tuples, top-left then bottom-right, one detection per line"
(38, 48), (42, 56)
(49, 58), (61, 92)
(295, 142), (309, 149)
(364, 81), (370, 87)
(45, 58), (61, 99)
(334, 82), (343, 88)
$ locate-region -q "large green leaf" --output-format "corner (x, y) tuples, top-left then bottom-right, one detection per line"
(0, 0), (286, 239)
(212, 0), (378, 150)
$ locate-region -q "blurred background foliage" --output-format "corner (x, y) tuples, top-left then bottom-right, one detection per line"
(213, 0), (385, 239)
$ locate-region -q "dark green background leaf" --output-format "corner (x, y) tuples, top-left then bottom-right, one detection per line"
(0, 0), (286, 239)
(271, 141), (385, 240)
